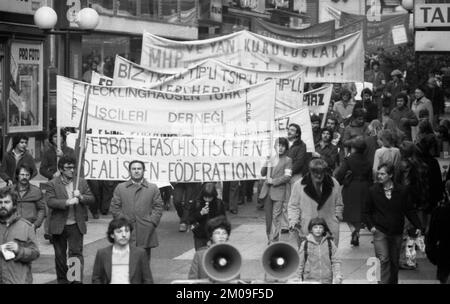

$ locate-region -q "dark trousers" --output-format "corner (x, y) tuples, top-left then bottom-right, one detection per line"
(52, 224), (84, 284)
(173, 183), (201, 223)
(243, 180), (256, 201)
(194, 237), (209, 251)
(159, 186), (172, 206)
(222, 181), (243, 212)
(373, 230), (403, 284)
(88, 180), (118, 215)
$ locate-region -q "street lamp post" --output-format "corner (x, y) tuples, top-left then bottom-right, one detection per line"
(401, 0), (418, 86)
(34, 6), (99, 153)
(34, 6), (99, 77)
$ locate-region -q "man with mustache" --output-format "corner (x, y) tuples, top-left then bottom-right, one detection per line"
(13, 164), (46, 230)
(0, 187), (40, 283)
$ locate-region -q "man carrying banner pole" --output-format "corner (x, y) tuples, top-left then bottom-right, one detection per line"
(46, 88), (95, 283)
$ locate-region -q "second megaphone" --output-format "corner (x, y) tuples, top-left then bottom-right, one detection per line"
(262, 242), (300, 281)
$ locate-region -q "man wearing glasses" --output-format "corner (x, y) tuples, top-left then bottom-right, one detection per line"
(46, 156), (94, 284)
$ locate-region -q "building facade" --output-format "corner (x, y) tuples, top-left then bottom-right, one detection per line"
(0, 0), (199, 163)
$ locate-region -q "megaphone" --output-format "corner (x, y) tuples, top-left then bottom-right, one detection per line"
(202, 243), (242, 282)
(262, 242), (300, 281)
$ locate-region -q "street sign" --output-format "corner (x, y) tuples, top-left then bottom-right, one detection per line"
(415, 4), (450, 28)
(415, 31), (450, 52)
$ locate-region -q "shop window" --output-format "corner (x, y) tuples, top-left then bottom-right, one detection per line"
(141, 0), (159, 18)
(161, 0), (197, 24)
(7, 41), (43, 133)
(81, 34), (142, 83)
(89, 0), (114, 15)
(116, 0), (138, 17)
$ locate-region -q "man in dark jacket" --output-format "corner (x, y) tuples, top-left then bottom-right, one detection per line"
(92, 217), (153, 284)
(40, 129), (76, 241)
(363, 163), (423, 284)
(0, 135), (37, 186)
(13, 164), (46, 229)
(389, 93), (418, 141)
(355, 88), (379, 123)
(46, 155), (94, 284)
(0, 186), (40, 284)
(426, 180), (450, 284)
(287, 123), (308, 185)
(39, 128), (76, 181)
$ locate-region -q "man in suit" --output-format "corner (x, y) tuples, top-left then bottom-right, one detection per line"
(259, 138), (292, 244)
(46, 155), (94, 284)
(110, 160), (163, 261)
(92, 217), (153, 284)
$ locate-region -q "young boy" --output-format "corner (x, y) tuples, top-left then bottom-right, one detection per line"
(92, 217), (153, 284)
(296, 217), (343, 284)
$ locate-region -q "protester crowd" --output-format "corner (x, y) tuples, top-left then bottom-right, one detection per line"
(1, 61), (450, 285)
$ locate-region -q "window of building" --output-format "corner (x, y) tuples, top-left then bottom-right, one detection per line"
(7, 41), (43, 133)
(89, 0), (114, 15)
(116, 0), (138, 17)
(81, 34), (142, 83)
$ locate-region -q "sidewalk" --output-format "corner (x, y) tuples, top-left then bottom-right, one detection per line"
(30, 200), (439, 284)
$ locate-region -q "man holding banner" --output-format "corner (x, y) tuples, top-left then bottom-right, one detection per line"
(287, 124), (308, 186)
(46, 156), (94, 284)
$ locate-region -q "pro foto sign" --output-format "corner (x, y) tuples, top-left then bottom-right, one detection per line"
(415, 4), (450, 28)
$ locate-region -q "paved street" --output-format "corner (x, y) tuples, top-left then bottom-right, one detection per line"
(31, 195), (439, 284)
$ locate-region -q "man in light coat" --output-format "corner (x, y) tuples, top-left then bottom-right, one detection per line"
(288, 158), (344, 247)
(110, 160), (163, 262)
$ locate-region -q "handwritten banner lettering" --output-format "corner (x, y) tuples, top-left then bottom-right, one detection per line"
(57, 76), (276, 136)
(140, 30), (364, 82)
(114, 56), (304, 116)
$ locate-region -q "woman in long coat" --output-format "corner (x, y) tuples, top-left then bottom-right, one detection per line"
(335, 136), (372, 246)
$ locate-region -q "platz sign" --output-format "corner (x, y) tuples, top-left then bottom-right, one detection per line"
(415, 4), (450, 28)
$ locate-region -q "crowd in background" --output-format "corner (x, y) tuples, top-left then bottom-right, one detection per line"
(1, 55), (450, 284)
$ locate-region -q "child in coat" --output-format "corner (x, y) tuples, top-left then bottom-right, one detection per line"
(296, 217), (343, 284)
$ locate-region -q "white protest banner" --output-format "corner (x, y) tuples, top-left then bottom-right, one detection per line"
(141, 30), (364, 82)
(91, 71), (113, 86)
(57, 76), (276, 136)
(114, 56), (304, 116)
(83, 135), (272, 182)
(275, 106), (315, 153)
(301, 85), (332, 115)
(112, 57), (175, 87)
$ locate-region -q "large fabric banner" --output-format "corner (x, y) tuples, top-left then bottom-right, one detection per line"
(251, 18), (335, 43)
(140, 30), (365, 82)
(56, 76), (276, 136)
(340, 12), (409, 53)
(335, 19), (365, 39)
(275, 106), (314, 153)
(302, 85), (333, 115)
(82, 134), (271, 182)
(113, 56), (304, 116)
